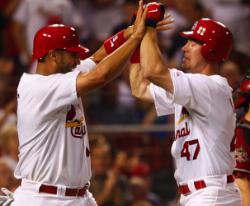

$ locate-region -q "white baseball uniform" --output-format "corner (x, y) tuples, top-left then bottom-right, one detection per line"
(150, 69), (241, 206)
(12, 58), (97, 206)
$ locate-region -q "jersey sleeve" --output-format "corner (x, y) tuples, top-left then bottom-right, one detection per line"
(75, 58), (96, 73)
(19, 70), (81, 115)
(42, 71), (80, 110)
(149, 83), (175, 116)
(171, 69), (213, 116)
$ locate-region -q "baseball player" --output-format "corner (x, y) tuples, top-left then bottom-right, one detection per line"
(233, 71), (250, 206)
(0, 1), (148, 206)
(129, 5), (242, 205)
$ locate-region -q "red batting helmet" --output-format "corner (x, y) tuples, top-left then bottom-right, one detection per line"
(180, 18), (233, 62)
(33, 24), (89, 60)
(234, 71), (250, 109)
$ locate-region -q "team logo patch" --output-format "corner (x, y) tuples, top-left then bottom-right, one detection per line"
(65, 105), (86, 138)
(177, 107), (190, 125)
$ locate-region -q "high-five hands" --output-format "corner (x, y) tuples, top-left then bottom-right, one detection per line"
(131, 0), (148, 41)
(131, 1), (174, 32)
(145, 2), (165, 27)
(156, 13), (174, 31)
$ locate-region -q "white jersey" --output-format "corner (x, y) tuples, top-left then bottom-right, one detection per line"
(15, 58), (96, 187)
(150, 69), (236, 184)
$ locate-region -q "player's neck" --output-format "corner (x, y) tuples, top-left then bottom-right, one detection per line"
(201, 63), (219, 76)
(36, 62), (57, 75)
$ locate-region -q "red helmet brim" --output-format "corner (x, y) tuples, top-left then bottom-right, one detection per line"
(179, 31), (194, 39)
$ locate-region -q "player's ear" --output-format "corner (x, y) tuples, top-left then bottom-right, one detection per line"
(48, 50), (56, 59)
(47, 50), (60, 63)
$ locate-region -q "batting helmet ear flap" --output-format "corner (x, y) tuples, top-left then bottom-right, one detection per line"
(201, 43), (224, 62)
(201, 43), (216, 62)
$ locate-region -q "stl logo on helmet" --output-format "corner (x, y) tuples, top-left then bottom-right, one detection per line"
(65, 105), (86, 138)
(197, 26), (206, 36)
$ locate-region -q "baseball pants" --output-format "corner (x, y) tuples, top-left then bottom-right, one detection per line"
(11, 180), (97, 206)
(179, 175), (242, 206)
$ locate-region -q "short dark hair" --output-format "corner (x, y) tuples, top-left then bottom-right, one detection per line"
(37, 55), (48, 63)
(37, 49), (66, 62)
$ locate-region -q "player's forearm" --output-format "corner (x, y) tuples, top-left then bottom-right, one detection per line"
(77, 36), (141, 95)
(141, 28), (173, 93)
(77, 0), (146, 95)
(96, 35), (141, 79)
(129, 64), (152, 102)
(91, 27), (133, 64)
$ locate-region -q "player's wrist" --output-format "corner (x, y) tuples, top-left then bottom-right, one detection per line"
(103, 30), (126, 54)
(124, 26), (133, 40)
(129, 31), (144, 43)
(146, 27), (157, 38)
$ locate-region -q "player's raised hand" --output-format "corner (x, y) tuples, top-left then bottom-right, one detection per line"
(156, 14), (174, 31)
(125, 14), (174, 38)
(131, 0), (147, 41)
(145, 2), (165, 27)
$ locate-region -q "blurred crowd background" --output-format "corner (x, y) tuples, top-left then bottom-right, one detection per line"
(0, 0), (249, 206)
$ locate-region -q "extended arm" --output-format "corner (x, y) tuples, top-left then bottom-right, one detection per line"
(90, 26), (133, 64)
(76, 0), (147, 96)
(129, 63), (153, 102)
(141, 27), (173, 94)
(76, 32), (143, 95)
(129, 12), (174, 102)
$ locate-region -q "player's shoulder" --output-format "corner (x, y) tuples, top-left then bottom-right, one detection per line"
(189, 73), (231, 90)
(19, 73), (50, 84)
(19, 73), (39, 85)
(209, 75), (228, 85)
(18, 71), (78, 89)
(172, 69), (213, 84)
(18, 73), (44, 92)
(209, 74), (232, 93)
